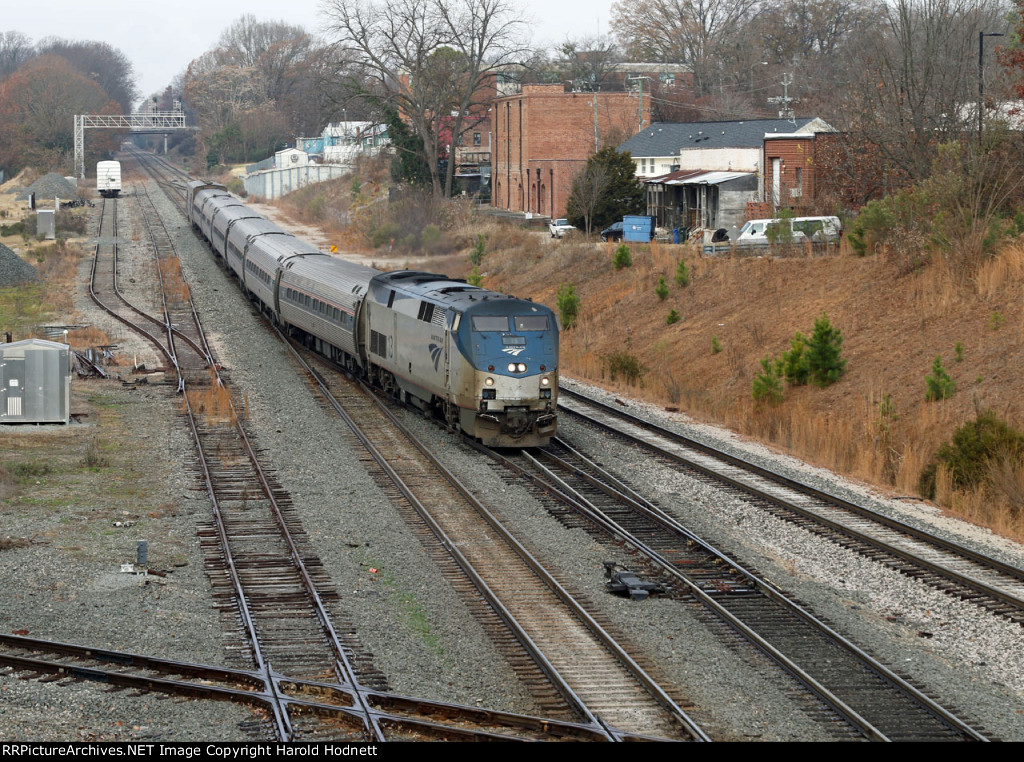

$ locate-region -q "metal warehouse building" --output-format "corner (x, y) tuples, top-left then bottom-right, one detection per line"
(0, 339), (71, 424)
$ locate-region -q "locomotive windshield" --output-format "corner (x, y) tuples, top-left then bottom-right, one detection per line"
(472, 316), (509, 332)
(514, 316), (549, 331)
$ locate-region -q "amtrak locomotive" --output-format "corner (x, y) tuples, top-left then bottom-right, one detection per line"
(186, 180), (558, 447)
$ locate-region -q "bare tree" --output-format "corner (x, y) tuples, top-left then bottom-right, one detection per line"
(323, 0), (527, 197)
(36, 38), (137, 112)
(567, 161), (610, 235)
(610, 0), (763, 96)
(559, 36), (622, 92)
(831, 0), (1010, 182)
(0, 31), (34, 82)
(217, 15), (314, 103)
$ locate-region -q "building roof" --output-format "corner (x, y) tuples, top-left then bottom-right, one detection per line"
(646, 169), (753, 186)
(619, 118), (827, 157)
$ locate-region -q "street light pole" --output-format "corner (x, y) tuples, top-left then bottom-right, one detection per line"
(979, 31), (1005, 140)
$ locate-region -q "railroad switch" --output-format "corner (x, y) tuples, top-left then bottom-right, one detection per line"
(603, 561), (664, 601)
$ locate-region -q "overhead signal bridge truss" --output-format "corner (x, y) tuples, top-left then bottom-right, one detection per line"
(75, 111), (191, 179)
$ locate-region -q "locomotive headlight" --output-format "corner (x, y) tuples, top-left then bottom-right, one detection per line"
(540, 376), (550, 387)
(517, 363), (527, 373)
(507, 363), (517, 373)
(485, 377), (495, 386)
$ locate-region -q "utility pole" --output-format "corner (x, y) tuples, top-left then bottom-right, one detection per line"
(767, 73), (797, 126)
(979, 32), (1005, 141)
(627, 75), (651, 132)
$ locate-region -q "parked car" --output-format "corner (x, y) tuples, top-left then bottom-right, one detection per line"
(734, 215), (842, 245)
(600, 221), (624, 242)
(549, 218), (576, 238)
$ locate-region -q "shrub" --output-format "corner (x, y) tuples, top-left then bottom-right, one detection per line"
(226, 177), (247, 197)
(805, 313), (846, 387)
(655, 277), (669, 301)
(752, 355), (784, 404)
(469, 233), (486, 266)
(556, 283), (580, 329)
(371, 221), (402, 248)
(307, 194), (327, 222)
(765, 207), (796, 246)
(848, 198), (897, 256)
(675, 258), (691, 287)
(603, 350), (646, 385)
(954, 341), (964, 363)
(925, 356), (956, 401)
(666, 309), (681, 325)
(781, 331), (810, 386)
(613, 244), (632, 269)
(466, 266), (483, 287)
(711, 335), (722, 354)
(421, 224), (442, 251)
(919, 410), (1024, 498)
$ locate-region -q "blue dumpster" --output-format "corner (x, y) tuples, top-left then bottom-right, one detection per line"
(623, 215), (655, 242)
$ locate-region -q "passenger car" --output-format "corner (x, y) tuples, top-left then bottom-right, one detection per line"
(549, 218), (575, 238)
(187, 180), (558, 447)
(734, 216), (842, 245)
(600, 222), (624, 242)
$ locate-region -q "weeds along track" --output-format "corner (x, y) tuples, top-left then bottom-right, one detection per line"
(278, 340), (708, 741)
(557, 387), (1024, 627)
(487, 438), (991, 741)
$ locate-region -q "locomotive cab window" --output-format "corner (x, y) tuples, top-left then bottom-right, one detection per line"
(472, 316), (509, 332)
(514, 316), (549, 331)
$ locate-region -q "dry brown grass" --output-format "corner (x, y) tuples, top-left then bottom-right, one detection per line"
(473, 225), (1024, 542)
(158, 256), (191, 302)
(66, 325), (113, 348)
(185, 369), (236, 424)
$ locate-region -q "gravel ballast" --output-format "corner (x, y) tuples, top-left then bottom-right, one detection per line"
(3, 172), (1022, 741)
(557, 378), (1024, 741)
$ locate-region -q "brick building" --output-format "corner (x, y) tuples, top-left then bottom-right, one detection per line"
(492, 84), (651, 218)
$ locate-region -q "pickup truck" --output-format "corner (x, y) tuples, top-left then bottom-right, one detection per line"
(549, 218), (575, 238)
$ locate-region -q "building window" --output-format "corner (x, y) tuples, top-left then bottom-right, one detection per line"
(473, 132), (481, 146)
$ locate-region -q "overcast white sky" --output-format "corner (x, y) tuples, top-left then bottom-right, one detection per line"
(4, 0), (613, 104)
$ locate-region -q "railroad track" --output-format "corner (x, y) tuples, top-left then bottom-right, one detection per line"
(277, 341), (709, 741)
(557, 386), (1024, 626)
(63, 153), (707, 741)
(483, 438), (990, 741)
(0, 634), (613, 741)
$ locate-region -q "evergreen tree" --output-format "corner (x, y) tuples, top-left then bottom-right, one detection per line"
(805, 313), (846, 387)
(566, 146), (644, 231)
(382, 108), (431, 186)
(752, 355), (785, 404)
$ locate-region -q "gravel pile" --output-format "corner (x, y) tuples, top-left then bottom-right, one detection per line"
(0, 242), (37, 286)
(15, 174), (79, 202)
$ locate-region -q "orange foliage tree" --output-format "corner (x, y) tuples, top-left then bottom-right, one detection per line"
(0, 55), (121, 175)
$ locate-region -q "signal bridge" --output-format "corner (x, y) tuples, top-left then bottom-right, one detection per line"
(74, 109), (191, 179)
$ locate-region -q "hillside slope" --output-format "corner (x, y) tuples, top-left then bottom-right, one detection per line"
(466, 236), (1024, 539)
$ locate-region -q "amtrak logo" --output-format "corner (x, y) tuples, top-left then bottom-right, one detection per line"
(502, 347), (525, 357)
(428, 343), (443, 371)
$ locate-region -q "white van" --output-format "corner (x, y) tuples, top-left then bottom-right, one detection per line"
(734, 215), (841, 245)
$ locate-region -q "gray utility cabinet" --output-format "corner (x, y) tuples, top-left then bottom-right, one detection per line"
(0, 339), (71, 424)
